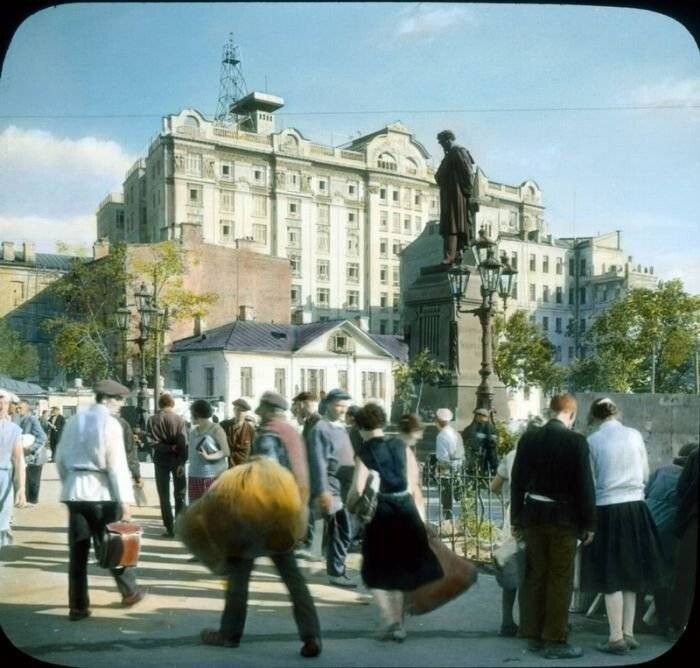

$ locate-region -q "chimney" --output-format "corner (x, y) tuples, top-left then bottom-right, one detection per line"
(238, 305), (255, 321)
(93, 238), (110, 260)
(2, 241), (14, 262)
(194, 315), (205, 336)
(235, 237), (261, 253)
(23, 242), (36, 264)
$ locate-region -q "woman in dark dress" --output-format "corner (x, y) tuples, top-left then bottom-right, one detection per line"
(347, 404), (443, 642)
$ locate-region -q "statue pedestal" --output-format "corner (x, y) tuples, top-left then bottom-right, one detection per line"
(402, 263), (509, 431)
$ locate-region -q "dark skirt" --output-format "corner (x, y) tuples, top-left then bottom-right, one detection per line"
(361, 494), (443, 591)
(581, 500), (664, 594)
(188, 476), (217, 503)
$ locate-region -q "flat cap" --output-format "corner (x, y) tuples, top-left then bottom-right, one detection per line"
(325, 388), (352, 403)
(258, 391), (289, 411)
(474, 408), (490, 417)
(232, 398), (251, 411)
(292, 391), (318, 403)
(94, 379), (131, 397)
(436, 408), (453, 422)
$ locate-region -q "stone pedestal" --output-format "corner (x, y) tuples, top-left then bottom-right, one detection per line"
(402, 261), (509, 431)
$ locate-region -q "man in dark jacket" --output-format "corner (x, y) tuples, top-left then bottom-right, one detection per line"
(47, 406), (65, 461)
(18, 400), (48, 505)
(146, 393), (188, 537)
(220, 398), (256, 467)
(462, 408), (499, 475)
(511, 393), (596, 660)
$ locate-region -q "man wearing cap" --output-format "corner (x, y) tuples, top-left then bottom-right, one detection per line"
(220, 398), (256, 468)
(435, 408), (465, 521)
(147, 393), (189, 538)
(17, 400), (48, 505)
(47, 406), (65, 462)
(203, 390), (322, 657)
(463, 408), (499, 475)
(56, 379), (144, 620)
(307, 388), (357, 587)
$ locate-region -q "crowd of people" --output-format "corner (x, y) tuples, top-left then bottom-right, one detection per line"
(0, 383), (697, 661)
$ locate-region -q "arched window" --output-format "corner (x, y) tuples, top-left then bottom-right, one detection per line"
(377, 152), (397, 171)
(184, 115), (200, 128)
(405, 157), (418, 175)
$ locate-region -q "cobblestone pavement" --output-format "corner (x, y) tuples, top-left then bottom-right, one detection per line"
(1, 465), (680, 667)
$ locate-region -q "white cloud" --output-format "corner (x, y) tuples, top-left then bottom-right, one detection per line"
(1, 215), (96, 253)
(630, 76), (700, 108)
(396, 4), (476, 40)
(650, 249), (700, 295)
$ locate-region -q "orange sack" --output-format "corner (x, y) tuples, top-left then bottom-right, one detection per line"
(176, 457), (308, 573)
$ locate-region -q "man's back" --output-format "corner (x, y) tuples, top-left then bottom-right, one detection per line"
(147, 410), (188, 463)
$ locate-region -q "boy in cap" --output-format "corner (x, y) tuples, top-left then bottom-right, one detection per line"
(435, 408), (465, 520)
(56, 379), (145, 620)
(307, 389), (357, 586)
(463, 408), (499, 475)
(220, 398), (256, 467)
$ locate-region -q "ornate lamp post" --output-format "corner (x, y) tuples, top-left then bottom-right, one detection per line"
(447, 229), (518, 412)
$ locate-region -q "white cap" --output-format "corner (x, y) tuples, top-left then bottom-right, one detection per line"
(436, 408), (453, 422)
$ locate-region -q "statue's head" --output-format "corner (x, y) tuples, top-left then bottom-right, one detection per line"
(437, 129), (456, 149)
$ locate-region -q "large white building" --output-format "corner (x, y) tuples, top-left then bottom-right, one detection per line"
(97, 93), (441, 335)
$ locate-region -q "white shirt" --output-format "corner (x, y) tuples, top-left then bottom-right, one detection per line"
(587, 419), (649, 506)
(56, 404), (135, 504)
(436, 425), (465, 470)
(496, 449), (517, 540)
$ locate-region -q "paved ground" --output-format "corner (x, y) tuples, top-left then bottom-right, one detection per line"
(1, 465), (679, 667)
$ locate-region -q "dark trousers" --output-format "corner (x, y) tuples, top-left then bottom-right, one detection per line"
(66, 501), (138, 611)
(480, 447), (499, 476)
(221, 552), (320, 641)
(520, 524), (577, 644)
(326, 507), (352, 577)
(671, 515), (697, 630)
(154, 460), (186, 533)
(301, 504), (316, 550)
(26, 464), (43, 504)
(439, 475), (460, 519)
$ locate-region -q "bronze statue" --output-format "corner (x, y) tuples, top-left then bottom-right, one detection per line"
(435, 130), (478, 265)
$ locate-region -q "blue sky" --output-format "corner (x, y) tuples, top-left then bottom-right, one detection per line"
(1, 3), (698, 291)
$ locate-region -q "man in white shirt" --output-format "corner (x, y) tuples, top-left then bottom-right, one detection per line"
(56, 379), (144, 621)
(435, 408), (464, 520)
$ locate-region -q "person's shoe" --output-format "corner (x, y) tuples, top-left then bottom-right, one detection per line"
(295, 548), (316, 561)
(543, 642), (583, 659)
(300, 637), (322, 657)
(162, 529), (175, 538)
(623, 634), (640, 650)
(200, 628), (240, 647)
(68, 608), (91, 621)
(500, 623), (519, 637)
(328, 573), (357, 588)
(526, 639), (545, 652)
(392, 625), (407, 643)
(187, 556), (199, 562)
(596, 639), (628, 655)
(121, 590), (145, 607)
(374, 622), (401, 641)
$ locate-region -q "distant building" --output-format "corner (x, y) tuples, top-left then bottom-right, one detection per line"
(95, 192), (126, 246)
(169, 318), (407, 416)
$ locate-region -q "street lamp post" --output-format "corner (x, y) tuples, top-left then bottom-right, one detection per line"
(447, 229), (518, 413)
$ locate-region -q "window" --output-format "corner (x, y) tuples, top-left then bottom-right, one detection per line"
(220, 161), (233, 180)
(568, 288), (575, 305)
(287, 226), (301, 248)
(301, 368), (325, 395)
(291, 285), (302, 305)
(188, 184), (202, 204)
(511, 252), (518, 271)
(253, 167), (265, 185)
(568, 346), (574, 360)
(555, 346), (562, 362)
(392, 267), (400, 287)
(186, 153), (202, 176)
(524, 385), (531, 400)
(347, 182), (357, 197)
(580, 287), (587, 304)
(568, 318), (574, 336)
(555, 286), (563, 304)
(288, 199), (300, 217)
(543, 255), (550, 273)
(362, 371), (386, 399)
(318, 177), (328, 193)
(580, 259), (587, 276)
(392, 241), (402, 256)
(529, 284), (536, 301)
(380, 320), (388, 334)
(406, 159), (418, 176)
(240, 367), (253, 397)
(347, 290), (360, 309)
(529, 254), (536, 271)
(378, 153), (397, 171)
(542, 316), (549, 332)
(289, 171), (300, 191)
(347, 233), (359, 256)
(317, 204), (329, 223)
(580, 318), (586, 333)
(317, 259), (330, 281)
(220, 190), (234, 211)
(393, 293), (400, 312)
(252, 224), (267, 244)
(392, 212), (400, 233)
(379, 210), (388, 231)
(403, 216), (411, 233)
(317, 288), (330, 307)
(317, 226), (330, 252)
(529, 315), (536, 324)
(380, 238), (388, 257)
(556, 257), (563, 275)
(289, 254), (301, 276)
(274, 368), (286, 397)
(379, 187), (387, 201)
(393, 320), (400, 335)
(220, 219), (234, 243)
(380, 265), (388, 285)
(205, 367), (215, 397)
(555, 317), (562, 333)
(392, 189), (399, 203)
(569, 258), (575, 276)
(414, 216), (422, 233)
(380, 292), (388, 308)
(543, 285), (550, 303)
(348, 210), (359, 228)
(338, 370), (348, 391)
(347, 263), (360, 283)
(402, 189), (411, 207)
(253, 195), (267, 217)
(414, 191), (421, 206)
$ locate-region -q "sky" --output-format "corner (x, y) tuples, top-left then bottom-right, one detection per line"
(0, 2), (698, 291)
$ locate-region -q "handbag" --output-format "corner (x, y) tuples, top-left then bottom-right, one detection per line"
(404, 528), (478, 615)
(347, 468), (380, 524)
(493, 536), (525, 590)
(196, 433), (220, 456)
(98, 521), (143, 569)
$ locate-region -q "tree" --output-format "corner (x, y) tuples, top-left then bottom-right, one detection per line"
(392, 348), (449, 415)
(570, 279), (700, 393)
(0, 320), (39, 380)
(493, 310), (567, 395)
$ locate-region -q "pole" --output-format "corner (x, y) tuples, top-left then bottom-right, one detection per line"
(475, 303), (494, 412)
(137, 320), (148, 431)
(651, 341), (657, 395)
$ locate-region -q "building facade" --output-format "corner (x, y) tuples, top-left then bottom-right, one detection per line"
(96, 95), (440, 334)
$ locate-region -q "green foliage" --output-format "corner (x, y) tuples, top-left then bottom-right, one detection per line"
(571, 280), (700, 393)
(392, 348), (449, 414)
(0, 320), (39, 380)
(493, 310), (567, 394)
(494, 420), (517, 458)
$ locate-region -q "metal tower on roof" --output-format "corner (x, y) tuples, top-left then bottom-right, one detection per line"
(215, 33), (248, 124)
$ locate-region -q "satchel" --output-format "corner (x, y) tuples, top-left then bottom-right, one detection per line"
(196, 433), (220, 455)
(98, 521), (143, 569)
(347, 467), (380, 524)
(493, 537), (525, 590)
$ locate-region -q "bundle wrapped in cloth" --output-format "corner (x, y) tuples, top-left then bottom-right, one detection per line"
(176, 457), (308, 573)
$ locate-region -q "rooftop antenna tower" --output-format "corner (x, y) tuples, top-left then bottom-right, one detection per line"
(215, 33), (247, 124)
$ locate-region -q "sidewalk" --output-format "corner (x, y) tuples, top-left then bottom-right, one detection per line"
(1, 465), (677, 667)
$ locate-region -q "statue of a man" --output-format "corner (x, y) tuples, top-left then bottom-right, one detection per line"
(435, 130), (478, 265)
